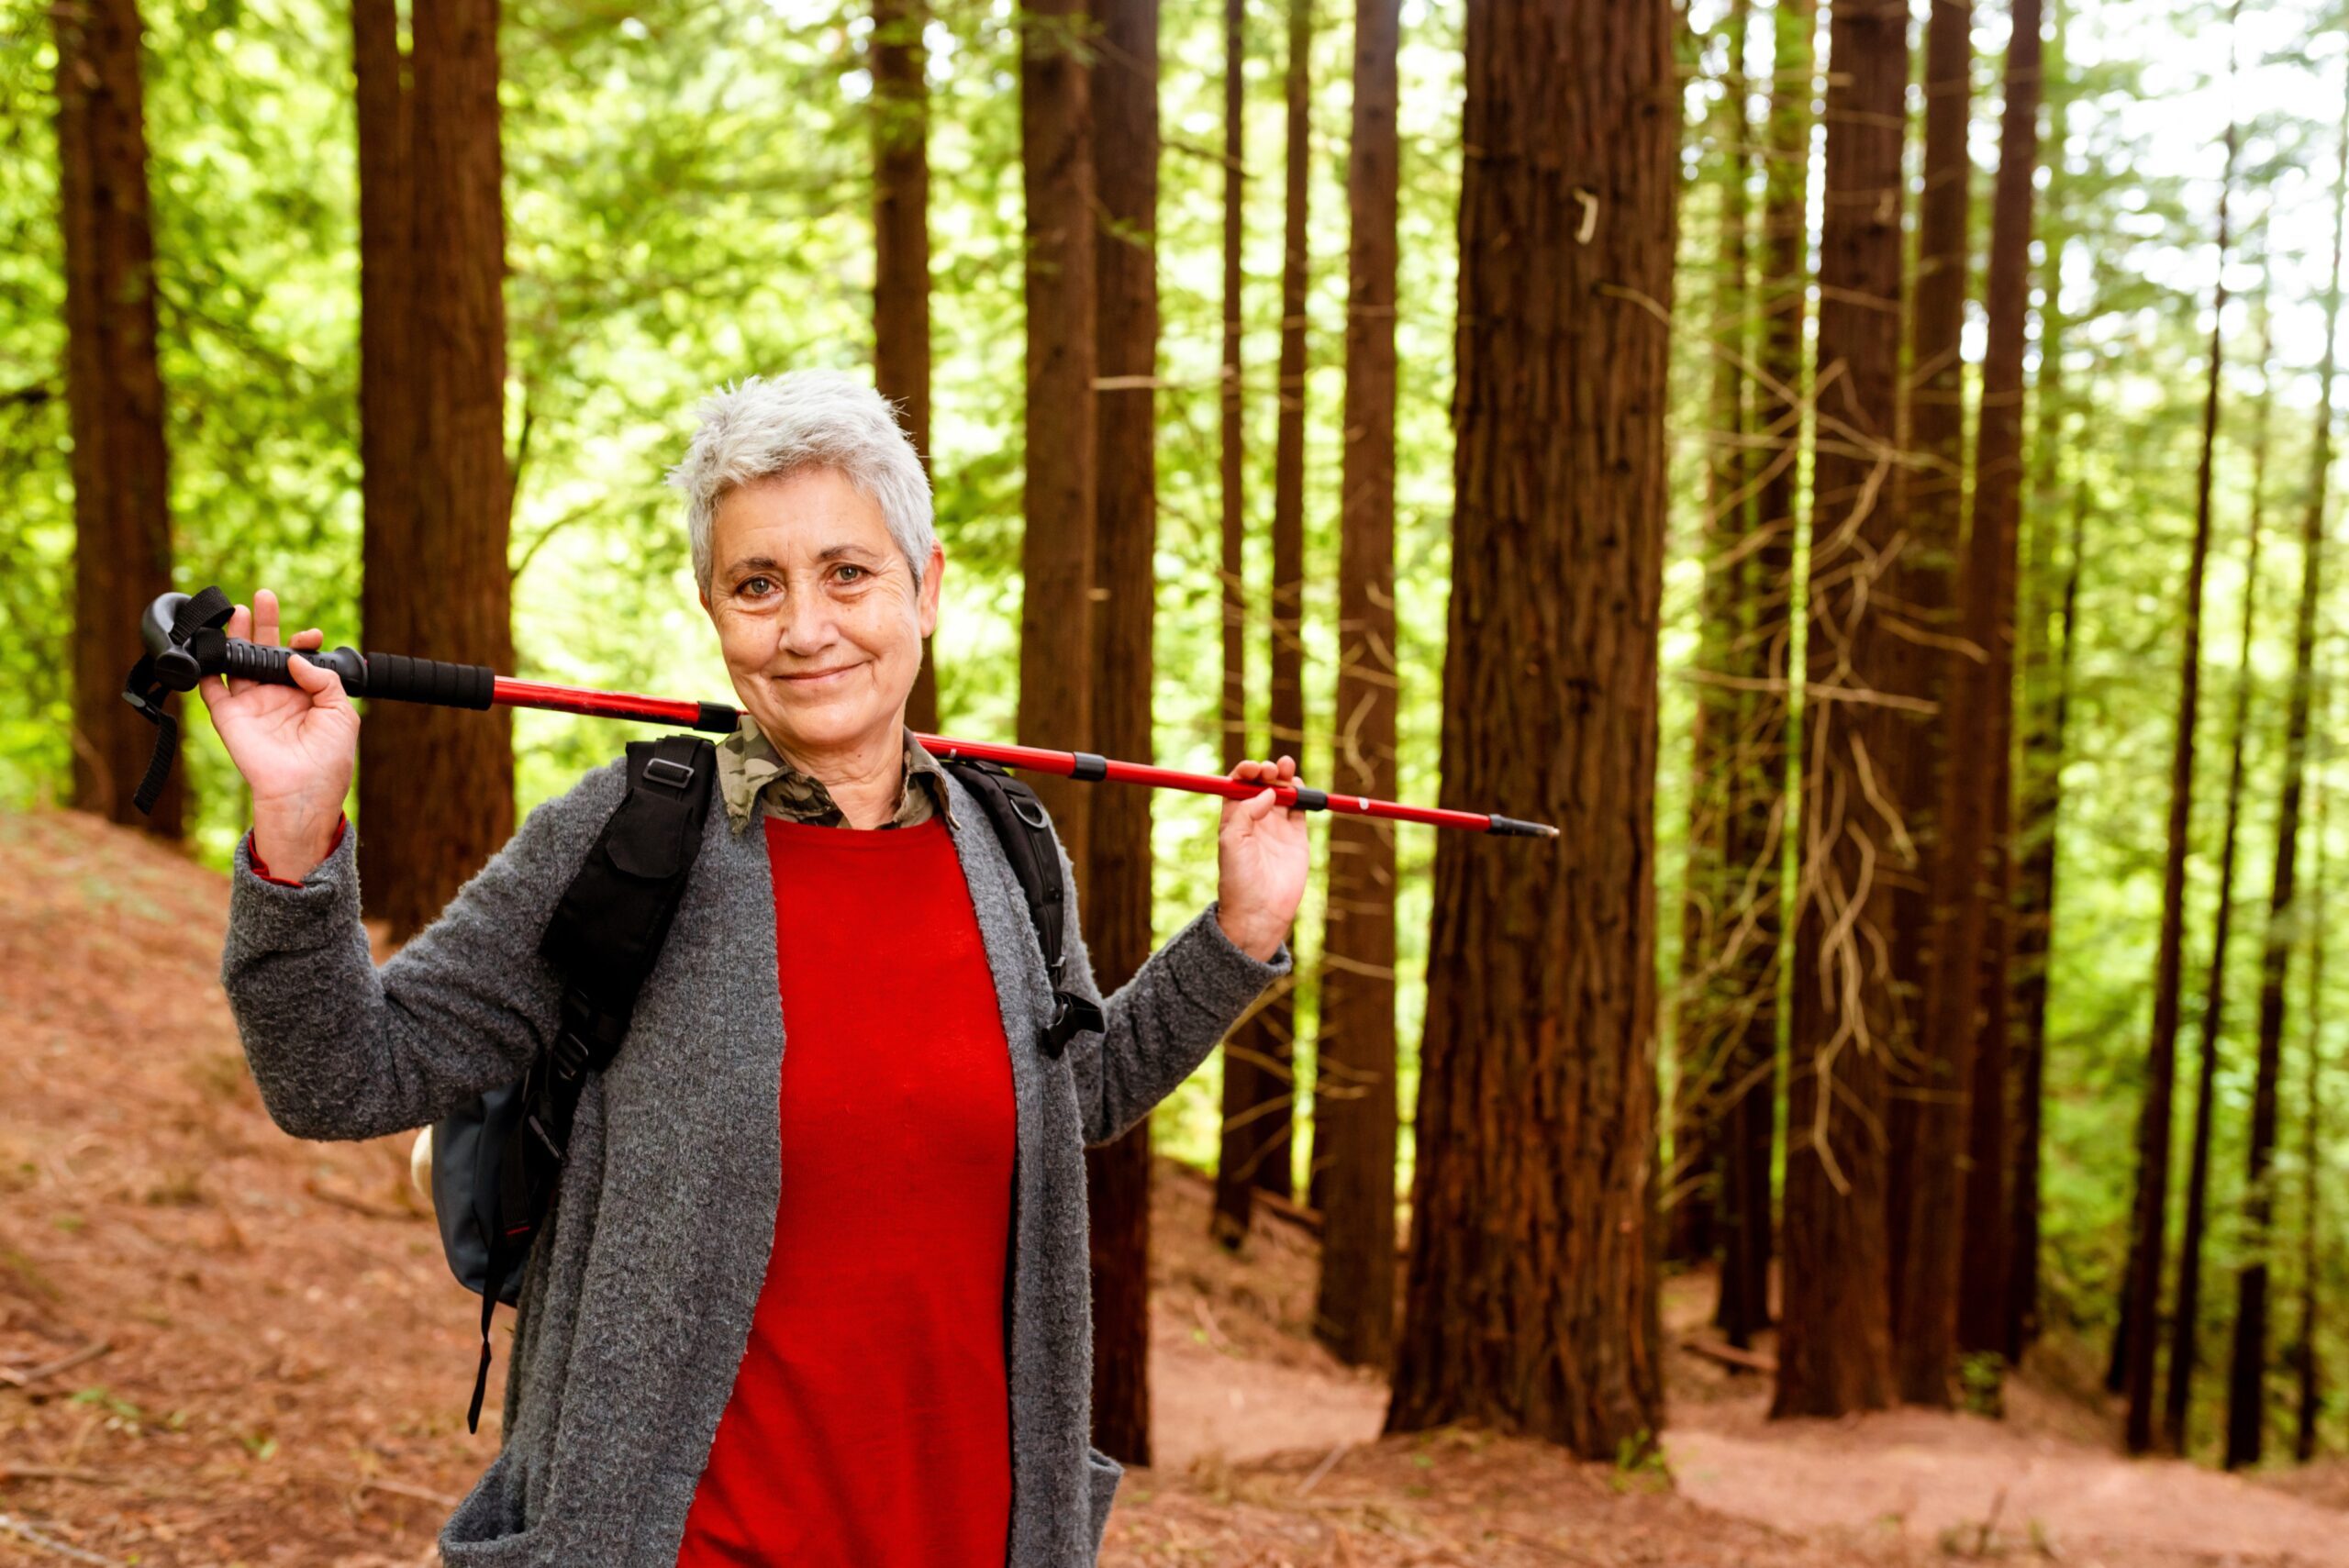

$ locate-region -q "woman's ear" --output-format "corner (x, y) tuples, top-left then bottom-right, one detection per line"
(918, 541), (946, 639)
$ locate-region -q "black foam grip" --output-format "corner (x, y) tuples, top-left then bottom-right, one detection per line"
(694, 701), (741, 734)
(215, 639), (368, 690)
(362, 651), (496, 709)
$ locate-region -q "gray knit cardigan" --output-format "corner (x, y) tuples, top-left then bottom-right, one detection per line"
(219, 759), (1289, 1567)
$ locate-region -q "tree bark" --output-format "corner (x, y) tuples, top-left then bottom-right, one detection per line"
(1673, 0), (1752, 1273)
(1312, 0), (1399, 1372)
(1951, 0), (2043, 1377)
(57, 0), (179, 836)
(2291, 756), (2328, 1464)
(1016, 0), (1097, 874)
(2225, 78), (2348, 1471)
(382, 0), (516, 942)
(1386, 0), (1674, 1457)
(1773, 0), (1908, 1420)
(1885, 0), (1974, 1318)
(1083, 0), (1159, 1467)
(874, 0), (937, 734)
(2168, 287), (2269, 1454)
(1210, 0), (1256, 1251)
(353, 0), (417, 919)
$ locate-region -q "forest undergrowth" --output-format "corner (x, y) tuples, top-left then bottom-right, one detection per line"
(2, 805), (2344, 1567)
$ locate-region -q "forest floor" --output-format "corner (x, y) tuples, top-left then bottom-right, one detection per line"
(2, 806), (2345, 1567)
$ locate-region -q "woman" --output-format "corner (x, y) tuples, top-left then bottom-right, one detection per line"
(206, 371), (1309, 1567)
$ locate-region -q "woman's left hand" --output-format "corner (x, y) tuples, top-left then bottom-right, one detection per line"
(1215, 756), (1312, 962)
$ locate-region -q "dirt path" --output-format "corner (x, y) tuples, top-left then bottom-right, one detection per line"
(4, 806), (2343, 1567)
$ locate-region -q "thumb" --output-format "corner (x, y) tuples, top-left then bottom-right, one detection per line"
(285, 651), (349, 706)
(1238, 786), (1280, 825)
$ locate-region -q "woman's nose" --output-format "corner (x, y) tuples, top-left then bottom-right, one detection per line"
(776, 589), (839, 657)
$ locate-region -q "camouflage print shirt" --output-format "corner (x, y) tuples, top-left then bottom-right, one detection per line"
(713, 713), (958, 835)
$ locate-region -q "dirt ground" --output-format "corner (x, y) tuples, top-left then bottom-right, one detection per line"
(5, 806), (2346, 1567)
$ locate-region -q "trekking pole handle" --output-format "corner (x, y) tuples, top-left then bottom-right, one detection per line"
(139, 591), (495, 709)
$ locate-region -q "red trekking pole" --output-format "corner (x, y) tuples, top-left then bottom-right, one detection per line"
(126, 588), (1559, 839)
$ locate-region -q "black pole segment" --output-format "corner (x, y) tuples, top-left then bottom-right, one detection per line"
(694, 702), (741, 734)
(1070, 751), (1109, 782)
(1486, 814), (1561, 840)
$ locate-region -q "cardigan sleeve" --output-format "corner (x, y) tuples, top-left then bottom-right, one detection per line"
(219, 759), (629, 1142)
(1046, 831), (1293, 1150)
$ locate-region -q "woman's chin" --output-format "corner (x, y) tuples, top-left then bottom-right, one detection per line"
(755, 700), (898, 757)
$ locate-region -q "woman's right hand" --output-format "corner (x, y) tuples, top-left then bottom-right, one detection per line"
(198, 588), (360, 882)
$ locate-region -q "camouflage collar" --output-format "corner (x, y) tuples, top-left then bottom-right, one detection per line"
(714, 716), (956, 835)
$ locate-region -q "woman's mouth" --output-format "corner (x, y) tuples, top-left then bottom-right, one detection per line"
(777, 665), (860, 687)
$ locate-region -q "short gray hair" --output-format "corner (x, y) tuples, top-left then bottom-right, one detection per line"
(667, 372), (936, 595)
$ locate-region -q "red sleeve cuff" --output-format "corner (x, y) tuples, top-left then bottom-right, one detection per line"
(247, 815), (349, 887)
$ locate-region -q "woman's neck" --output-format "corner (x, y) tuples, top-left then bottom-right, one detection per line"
(774, 724), (906, 829)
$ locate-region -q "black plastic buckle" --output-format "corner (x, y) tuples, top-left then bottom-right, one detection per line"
(1041, 990), (1106, 1058)
(644, 755), (696, 792)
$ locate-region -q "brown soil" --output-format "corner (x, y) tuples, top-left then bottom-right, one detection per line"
(3, 806), (2343, 1566)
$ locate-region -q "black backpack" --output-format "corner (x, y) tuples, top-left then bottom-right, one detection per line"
(432, 735), (1104, 1430)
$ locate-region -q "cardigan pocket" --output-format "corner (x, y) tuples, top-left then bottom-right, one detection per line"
(440, 1451), (544, 1566)
(1083, 1443), (1124, 1562)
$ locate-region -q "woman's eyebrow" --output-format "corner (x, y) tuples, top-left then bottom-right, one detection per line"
(723, 554), (785, 577)
(817, 544), (888, 565)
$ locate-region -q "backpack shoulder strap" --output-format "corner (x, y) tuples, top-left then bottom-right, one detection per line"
(941, 757), (1106, 1058)
(463, 733), (715, 1431)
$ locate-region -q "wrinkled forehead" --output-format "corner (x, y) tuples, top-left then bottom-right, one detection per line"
(708, 468), (901, 576)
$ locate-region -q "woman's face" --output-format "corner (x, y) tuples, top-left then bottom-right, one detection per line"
(699, 466), (942, 763)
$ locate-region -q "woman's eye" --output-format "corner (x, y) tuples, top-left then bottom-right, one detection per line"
(832, 564), (867, 584)
(740, 575), (775, 597)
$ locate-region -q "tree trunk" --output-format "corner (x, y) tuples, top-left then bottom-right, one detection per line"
(1951, 0), (2043, 1373)
(1673, 0), (1752, 1273)
(2168, 285), (2269, 1454)
(2004, 0), (2072, 1368)
(1773, 0), (1908, 1420)
(2292, 756), (2328, 1464)
(384, 0), (516, 942)
(1311, 0), (1399, 1372)
(1885, 0), (1973, 1320)
(2225, 81), (2348, 1471)
(874, 0), (937, 734)
(1715, 0), (1814, 1350)
(1083, 0), (1159, 1467)
(1016, 0), (1097, 874)
(1210, 0), (1255, 1251)
(57, 0), (179, 836)
(353, 0), (418, 918)
(1386, 0), (1675, 1457)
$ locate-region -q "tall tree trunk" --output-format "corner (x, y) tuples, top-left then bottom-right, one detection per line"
(1311, 0), (1399, 1371)
(2004, 0), (2072, 1367)
(1386, 0), (1675, 1456)
(2292, 751), (2329, 1463)
(1773, 0), (1908, 1419)
(1017, 0), (1097, 873)
(1885, 0), (1974, 1318)
(1715, 0), (1814, 1350)
(1951, 0), (2043, 1373)
(874, 0), (937, 733)
(1210, 0), (1256, 1250)
(1673, 0), (1752, 1273)
(57, 0), (178, 836)
(354, 0), (417, 917)
(384, 0), (515, 942)
(2225, 79), (2348, 1471)
(1897, 0), (2038, 1404)
(2168, 283), (2270, 1455)
(1083, 0), (1159, 1467)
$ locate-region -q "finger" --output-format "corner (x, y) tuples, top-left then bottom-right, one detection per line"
(285, 651), (350, 706)
(254, 588), (282, 649)
(1240, 786), (1279, 824)
(292, 627), (324, 651)
(222, 604), (255, 695)
(1275, 754), (1297, 783)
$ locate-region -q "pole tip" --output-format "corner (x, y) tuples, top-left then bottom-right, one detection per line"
(1487, 815), (1560, 840)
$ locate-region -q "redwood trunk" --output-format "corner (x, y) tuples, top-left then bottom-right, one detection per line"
(1210, 0), (1254, 1249)
(2169, 290), (2267, 1453)
(1886, 0), (1973, 1316)
(1312, 0), (1400, 1372)
(2292, 772), (2327, 1463)
(1386, 0), (1674, 1456)
(57, 0), (178, 835)
(874, 0), (937, 733)
(1083, 0), (1159, 1466)
(1951, 0), (2042, 1372)
(354, 0), (417, 917)
(1016, 0), (1097, 873)
(384, 0), (516, 941)
(1773, 0), (1908, 1420)
(2225, 84), (2347, 1470)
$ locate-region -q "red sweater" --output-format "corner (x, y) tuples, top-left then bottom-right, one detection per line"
(674, 815), (1018, 1565)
